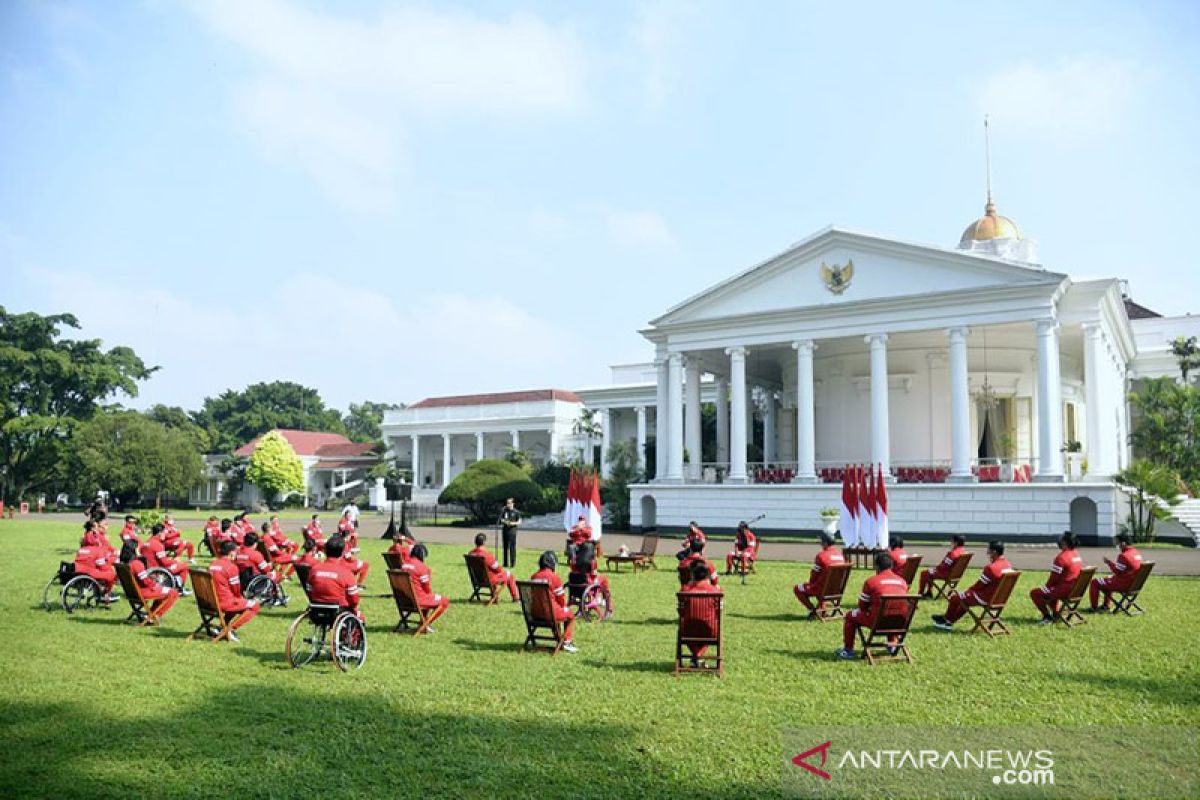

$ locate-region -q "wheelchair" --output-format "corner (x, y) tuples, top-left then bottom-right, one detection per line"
(42, 562), (76, 610)
(244, 572), (289, 608)
(567, 572), (611, 623)
(285, 603), (367, 671)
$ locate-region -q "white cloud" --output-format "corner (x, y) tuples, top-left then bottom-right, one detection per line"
(975, 56), (1143, 140)
(629, 0), (697, 106)
(189, 0), (587, 210)
(605, 208), (676, 249)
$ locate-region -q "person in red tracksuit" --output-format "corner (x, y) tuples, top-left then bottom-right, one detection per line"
(203, 516), (223, 554)
(120, 540), (179, 619)
(1088, 533), (1144, 612)
(401, 543), (450, 632)
(234, 532), (277, 587)
(919, 535), (967, 597)
(387, 534), (412, 561)
(468, 533), (517, 601)
(161, 513), (195, 562)
(81, 520), (108, 551)
(140, 523), (191, 595)
(680, 559), (723, 664)
(725, 521), (758, 574)
(677, 538), (719, 587)
(295, 539), (324, 571)
(932, 540), (1013, 631)
(836, 552), (908, 659)
(118, 515), (140, 548)
(330, 533), (370, 586)
(888, 538), (908, 574)
(268, 515), (299, 555)
(208, 541), (260, 640)
(260, 522), (297, 579)
(306, 536), (362, 620)
(567, 515), (592, 561)
(793, 532), (846, 615)
(337, 511), (358, 552)
(74, 542), (118, 600)
(531, 550), (576, 652)
(569, 541), (613, 617)
(1030, 531), (1084, 624)
(304, 515), (326, 552)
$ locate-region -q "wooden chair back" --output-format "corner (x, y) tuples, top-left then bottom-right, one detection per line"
(898, 555), (922, 587)
(1067, 567), (1095, 604)
(988, 570), (1021, 608)
(966, 571), (1022, 637)
(114, 562), (154, 626)
(388, 569), (420, 614)
(1114, 561), (1155, 616)
(187, 568), (233, 642)
(1057, 567), (1097, 627)
(517, 580), (564, 655)
(383, 551), (405, 571)
(946, 552), (974, 581)
(639, 533), (659, 557)
(464, 553), (491, 590)
(675, 591), (724, 676)
(1127, 561), (1155, 594)
(821, 562), (853, 601)
(256, 539), (272, 563)
(858, 594), (920, 664)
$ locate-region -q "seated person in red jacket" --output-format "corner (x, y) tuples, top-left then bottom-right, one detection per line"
(1089, 533), (1144, 612)
(919, 535), (967, 597)
(234, 532), (277, 586)
(304, 514), (326, 552)
(932, 540), (1013, 631)
(295, 538), (324, 571)
(140, 523), (191, 594)
(677, 520), (707, 560)
(468, 532), (517, 601)
(680, 559), (723, 664)
(725, 521), (758, 574)
(203, 516), (223, 552)
(888, 537), (908, 573)
(677, 538), (719, 587)
(836, 552), (909, 660)
(74, 541), (118, 601)
(268, 515), (299, 554)
(260, 522), (297, 579)
(793, 532), (846, 615)
(387, 532), (413, 561)
(568, 540), (613, 617)
(119, 540), (180, 619)
(337, 511), (358, 552)
(531, 550), (576, 652)
(401, 543), (450, 631)
(306, 536), (363, 620)
(161, 513), (195, 562)
(226, 515), (246, 546)
(1030, 531), (1084, 624)
(208, 541), (260, 640)
(567, 515), (592, 562)
(81, 520), (109, 552)
(118, 515), (140, 548)
(332, 533), (370, 586)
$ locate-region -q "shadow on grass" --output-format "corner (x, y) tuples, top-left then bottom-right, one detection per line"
(452, 638), (523, 654)
(728, 611), (805, 622)
(766, 647), (841, 663)
(1059, 672), (1200, 706)
(607, 616), (674, 627)
(584, 659), (674, 674)
(0, 688), (772, 798)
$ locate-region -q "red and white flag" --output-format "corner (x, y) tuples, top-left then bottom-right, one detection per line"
(838, 465), (858, 547)
(563, 469), (603, 540)
(857, 464), (876, 548)
(586, 470), (602, 540)
(563, 470), (583, 532)
(874, 463), (889, 551)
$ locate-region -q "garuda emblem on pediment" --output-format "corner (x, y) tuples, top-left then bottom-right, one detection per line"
(820, 259), (854, 295)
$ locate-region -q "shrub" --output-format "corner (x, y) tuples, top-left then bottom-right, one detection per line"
(531, 460), (571, 489)
(438, 460), (540, 522)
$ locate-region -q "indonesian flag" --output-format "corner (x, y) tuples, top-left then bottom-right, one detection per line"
(563, 470), (582, 532)
(586, 471), (603, 540)
(563, 469), (603, 540)
(874, 463), (889, 551)
(838, 465), (858, 547)
(857, 464), (876, 548)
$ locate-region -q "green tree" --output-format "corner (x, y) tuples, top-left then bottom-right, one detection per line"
(603, 441), (643, 530)
(0, 307), (155, 503)
(70, 411), (202, 508)
(1130, 377), (1200, 491)
(245, 431), (305, 505)
(572, 409), (601, 467)
(1115, 460), (1181, 542)
(344, 400), (399, 444)
(144, 404), (212, 453)
(194, 381), (345, 453)
(1170, 336), (1200, 384)
(438, 459), (540, 522)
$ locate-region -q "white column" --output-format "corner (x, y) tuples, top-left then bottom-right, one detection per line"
(666, 353), (684, 482)
(715, 376), (729, 467)
(763, 394), (777, 464)
(1035, 319), (1065, 481)
(866, 334), (891, 475)
(599, 409), (612, 478)
(1082, 323), (1109, 478)
(510, 429), (520, 452)
(727, 346), (748, 484)
(441, 433), (451, 487)
(475, 432), (485, 462)
(654, 357), (668, 481)
(684, 358), (702, 480)
(410, 435), (420, 487)
(947, 326), (975, 482)
(792, 340), (817, 483)
(548, 427), (558, 461)
(635, 406), (647, 473)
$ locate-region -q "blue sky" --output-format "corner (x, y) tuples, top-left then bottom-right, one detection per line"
(3, 0), (1198, 412)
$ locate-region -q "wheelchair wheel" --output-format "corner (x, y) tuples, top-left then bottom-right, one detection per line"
(42, 576), (63, 611)
(580, 586), (608, 623)
(285, 610), (326, 669)
(332, 614), (367, 672)
(61, 575), (102, 614)
(245, 574), (281, 606)
(146, 567), (176, 592)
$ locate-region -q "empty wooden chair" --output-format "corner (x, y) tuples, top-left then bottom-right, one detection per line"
(516, 580), (566, 655)
(114, 562), (160, 627)
(187, 569), (236, 643)
(1053, 567), (1096, 628)
(605, 533), (659, 573)
(856, 595), (920, 665)
(811, 562), (853, 622)
(965, 570), (1022, 637)
(1112, 561), (1155, 616)
(675, 591), (724, 677)
(897, 554), (923, 587)
(463, 553), (500, 605)
(387, 569), (435, 635)
(928, 552), (974, 599)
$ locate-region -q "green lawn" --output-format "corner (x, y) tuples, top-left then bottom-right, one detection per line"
(1, 521), (1197, 799)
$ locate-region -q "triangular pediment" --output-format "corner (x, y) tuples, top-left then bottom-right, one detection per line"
(653, 227), (1064, 326)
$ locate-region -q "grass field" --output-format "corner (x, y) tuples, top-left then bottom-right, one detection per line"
(2, 521), (1197, 799)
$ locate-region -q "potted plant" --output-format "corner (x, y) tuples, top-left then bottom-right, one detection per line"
(819, 507), (839, 536)
(1062, 440), (1084, 479)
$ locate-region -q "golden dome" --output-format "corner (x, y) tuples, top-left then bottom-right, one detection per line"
(960, 198), (1022, 245)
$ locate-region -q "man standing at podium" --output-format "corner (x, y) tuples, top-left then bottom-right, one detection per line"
(499, 497), (521, 569)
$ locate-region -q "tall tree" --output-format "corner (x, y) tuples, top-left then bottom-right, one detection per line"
(144, 404), (212, 453)
(0, 307), (155, 503)
(194, 381), (346, 452)
(245, 430), (305, 505)
(70, 411), (202, 508)
(1130, 377), (1200, 491)
(344, 400), (399, 443)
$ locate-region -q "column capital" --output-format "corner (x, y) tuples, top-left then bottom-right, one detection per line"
(441, 432), (450, 441)
(1034, 318), (1060, 336)
(667, 352), (683, 365)
(634, 405), (646, 415)
(1080, 321), (1103, 339)
(791, 339), (817, 354)
(945, 326), (970, 341)
(865, 333), (889, 346)
(725, 345), (748, 359)
(475, 431), (484, 439)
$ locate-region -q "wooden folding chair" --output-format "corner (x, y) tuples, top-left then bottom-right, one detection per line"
(387, 569), (434, 635)
(965, 570), (1021, 637)
(1112, 561), (1155, 616)
(856, 595), (920, 665)
(675, 591), (724, 676)
(463, 554), (500, 605)
(928, 552), (974, 599)
(382, 551), (405, 571)
(114, 562), (160, 627)
(1053, 567), (1096, 628)
(516, 580), (565, 655)
(897, 554), (923, 587)
(606, 533), (659, 573)
(812, 562), (853, 622)
(187, 569), (237, 642)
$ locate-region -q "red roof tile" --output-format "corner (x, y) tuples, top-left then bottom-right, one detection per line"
(312, 459), (375, 471)
(315, 442), (377, 457)
(233, 429), (355, 457)
(410, 389), (582, 409)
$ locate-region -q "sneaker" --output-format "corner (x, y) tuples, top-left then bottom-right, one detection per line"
(181, 588), (193, 597)
(932, 615), (953, 631)
(1036, 615), (1055, 626)
(351, 547), (361, 554)
(226, 631), (240, 643)
(886, 646), (899, 656)
(425, 625), (436, 634)
(835, 648), (857, 660)
(562, 641), (578, 653)
(189, 558), (197, 565)
(806, 610), (818, 621)
(689, 656), (700, 668)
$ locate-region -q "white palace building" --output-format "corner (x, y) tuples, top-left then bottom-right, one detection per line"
(382, 197), (1199, 543)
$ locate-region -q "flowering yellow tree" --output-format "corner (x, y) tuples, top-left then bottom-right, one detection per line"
(245, 431), (304, 504)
